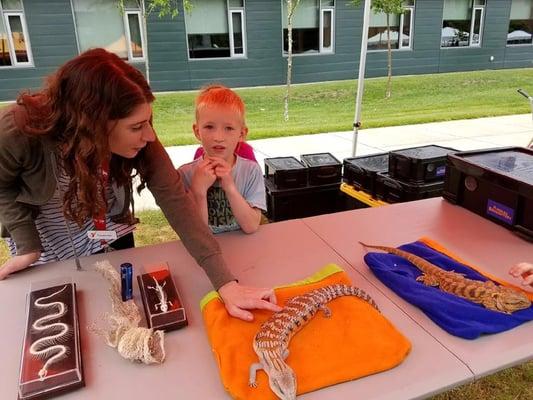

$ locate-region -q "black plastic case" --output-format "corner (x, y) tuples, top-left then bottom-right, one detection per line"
(264, 156), (308, 189)
(388, 145), (457, 183)
(375, 172), (444, 203)
(300, 153), (342, 186)
(265, 178), (347, 222)
(343, 153), (389, 197)
(443, 147), (533, 241)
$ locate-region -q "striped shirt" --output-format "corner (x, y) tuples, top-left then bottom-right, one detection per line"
(7, 169), (135, 265)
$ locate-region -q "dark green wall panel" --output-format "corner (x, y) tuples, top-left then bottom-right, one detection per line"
(0, 0), (78, 100)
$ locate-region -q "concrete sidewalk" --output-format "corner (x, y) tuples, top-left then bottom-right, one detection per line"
(135, 113), (533, 210)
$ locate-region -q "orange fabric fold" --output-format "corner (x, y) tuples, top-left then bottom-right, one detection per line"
(201, 265), (411, 400)
(420, 237), (533, 302)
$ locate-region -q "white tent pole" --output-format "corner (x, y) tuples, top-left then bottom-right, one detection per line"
(352, 0), (372, 157)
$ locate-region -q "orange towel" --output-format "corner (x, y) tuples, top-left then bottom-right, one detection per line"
(200, 264), (411, 400)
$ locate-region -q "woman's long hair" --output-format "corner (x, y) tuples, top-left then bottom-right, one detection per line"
(16, 48), (154, 226)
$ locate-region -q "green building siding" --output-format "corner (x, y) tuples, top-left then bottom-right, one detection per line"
(147, 12), (192, 91)
(0, 0), (78, 100)
(0, 0), (532, 101)
(504, 0), (533, 69)
(438, 0), (507, 72)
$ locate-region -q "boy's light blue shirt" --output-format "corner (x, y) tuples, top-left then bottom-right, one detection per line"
(178, 155), (266, 234)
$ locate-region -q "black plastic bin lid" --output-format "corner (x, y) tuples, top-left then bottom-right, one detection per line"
(266, 157), (306, 170)
(301, 153), (340, 166)
(391, 145), (456, 159)
(461, 150), (533, 185)
(345, 153), (389, 171)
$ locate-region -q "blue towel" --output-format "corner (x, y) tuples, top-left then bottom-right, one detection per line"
(364, 241), (533, 339)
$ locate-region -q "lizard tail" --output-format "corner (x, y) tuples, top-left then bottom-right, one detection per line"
(359, 241), (382, 250)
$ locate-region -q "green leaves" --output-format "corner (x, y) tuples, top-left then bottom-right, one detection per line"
(371, 0), (404, 15)
(348, 0), (406, 14)
(115, 0), (192, 18)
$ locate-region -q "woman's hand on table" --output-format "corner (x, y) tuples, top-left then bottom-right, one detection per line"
(0, 251), (41, 280)
(218, 280), (282, 321)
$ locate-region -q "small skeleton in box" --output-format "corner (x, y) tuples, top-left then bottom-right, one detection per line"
(147, 275), (173, 313)
(138, 266), (188, 331)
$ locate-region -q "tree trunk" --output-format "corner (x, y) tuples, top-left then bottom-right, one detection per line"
(141, 1), (150, 83)
(386, 13), (392, 99)
(284, 0), (295, 122)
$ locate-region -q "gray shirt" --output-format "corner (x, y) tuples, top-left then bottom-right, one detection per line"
(179, 155), (266, 234)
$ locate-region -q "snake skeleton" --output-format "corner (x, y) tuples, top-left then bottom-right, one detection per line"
(249, 284), (379, 400)
(91, 260), (166, 364)
(29, 285), (70, 380)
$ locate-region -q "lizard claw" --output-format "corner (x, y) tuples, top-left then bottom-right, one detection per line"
(249, 382), (257, 388)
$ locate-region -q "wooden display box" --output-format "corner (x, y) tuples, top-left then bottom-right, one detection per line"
(18, 279), (84, 400)
(137, 267), (188, 331)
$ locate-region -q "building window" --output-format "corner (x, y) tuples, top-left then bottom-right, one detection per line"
(0, 0), (32, 67)
(508, 0), (533, 46)
(125, 11), (144, 59)
(367, 0), (415, 51)
(72, 0), (145, 61)
(441, 0), (485, 48)
(282, 0), (335, 55)
(185, 0), (247, 59)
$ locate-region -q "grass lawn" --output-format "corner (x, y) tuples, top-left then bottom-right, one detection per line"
(1, 209), (532, 400)
(152, 68), (533, 146)
(3, 68), (532, 146)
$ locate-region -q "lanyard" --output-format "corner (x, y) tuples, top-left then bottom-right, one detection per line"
(92, 159), (110, 247)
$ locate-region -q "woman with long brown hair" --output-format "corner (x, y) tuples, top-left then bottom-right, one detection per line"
(0, 48), (280, 321)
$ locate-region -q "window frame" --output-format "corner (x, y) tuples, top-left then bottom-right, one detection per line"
(469, 4), (484, 47)
(440, 0), (486, 49)
(281, 0), (337, 57)
(507, 0), (533, 47)
(399, 4), (414, 50)
(228, 6), (246, 58)
(123, 9), (146, 61)
(0, 5), (33, 68)
(367, 1), (415, 52)
(185, 0), (248, 61)
(319, 6), (334, 53)
(71, 0), (145, 62)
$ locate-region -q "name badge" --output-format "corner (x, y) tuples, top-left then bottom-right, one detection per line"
(87, 230), (118, 241)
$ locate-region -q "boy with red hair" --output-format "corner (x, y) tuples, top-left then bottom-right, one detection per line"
(178, 85), (266, 234)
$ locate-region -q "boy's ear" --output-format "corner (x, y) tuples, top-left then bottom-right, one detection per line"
(240, 126), (249, 140)
(193, 123), (201, 141)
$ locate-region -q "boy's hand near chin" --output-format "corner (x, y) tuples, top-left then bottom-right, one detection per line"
(209, 157), (236, 191)
(191, 157), (217, 195)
